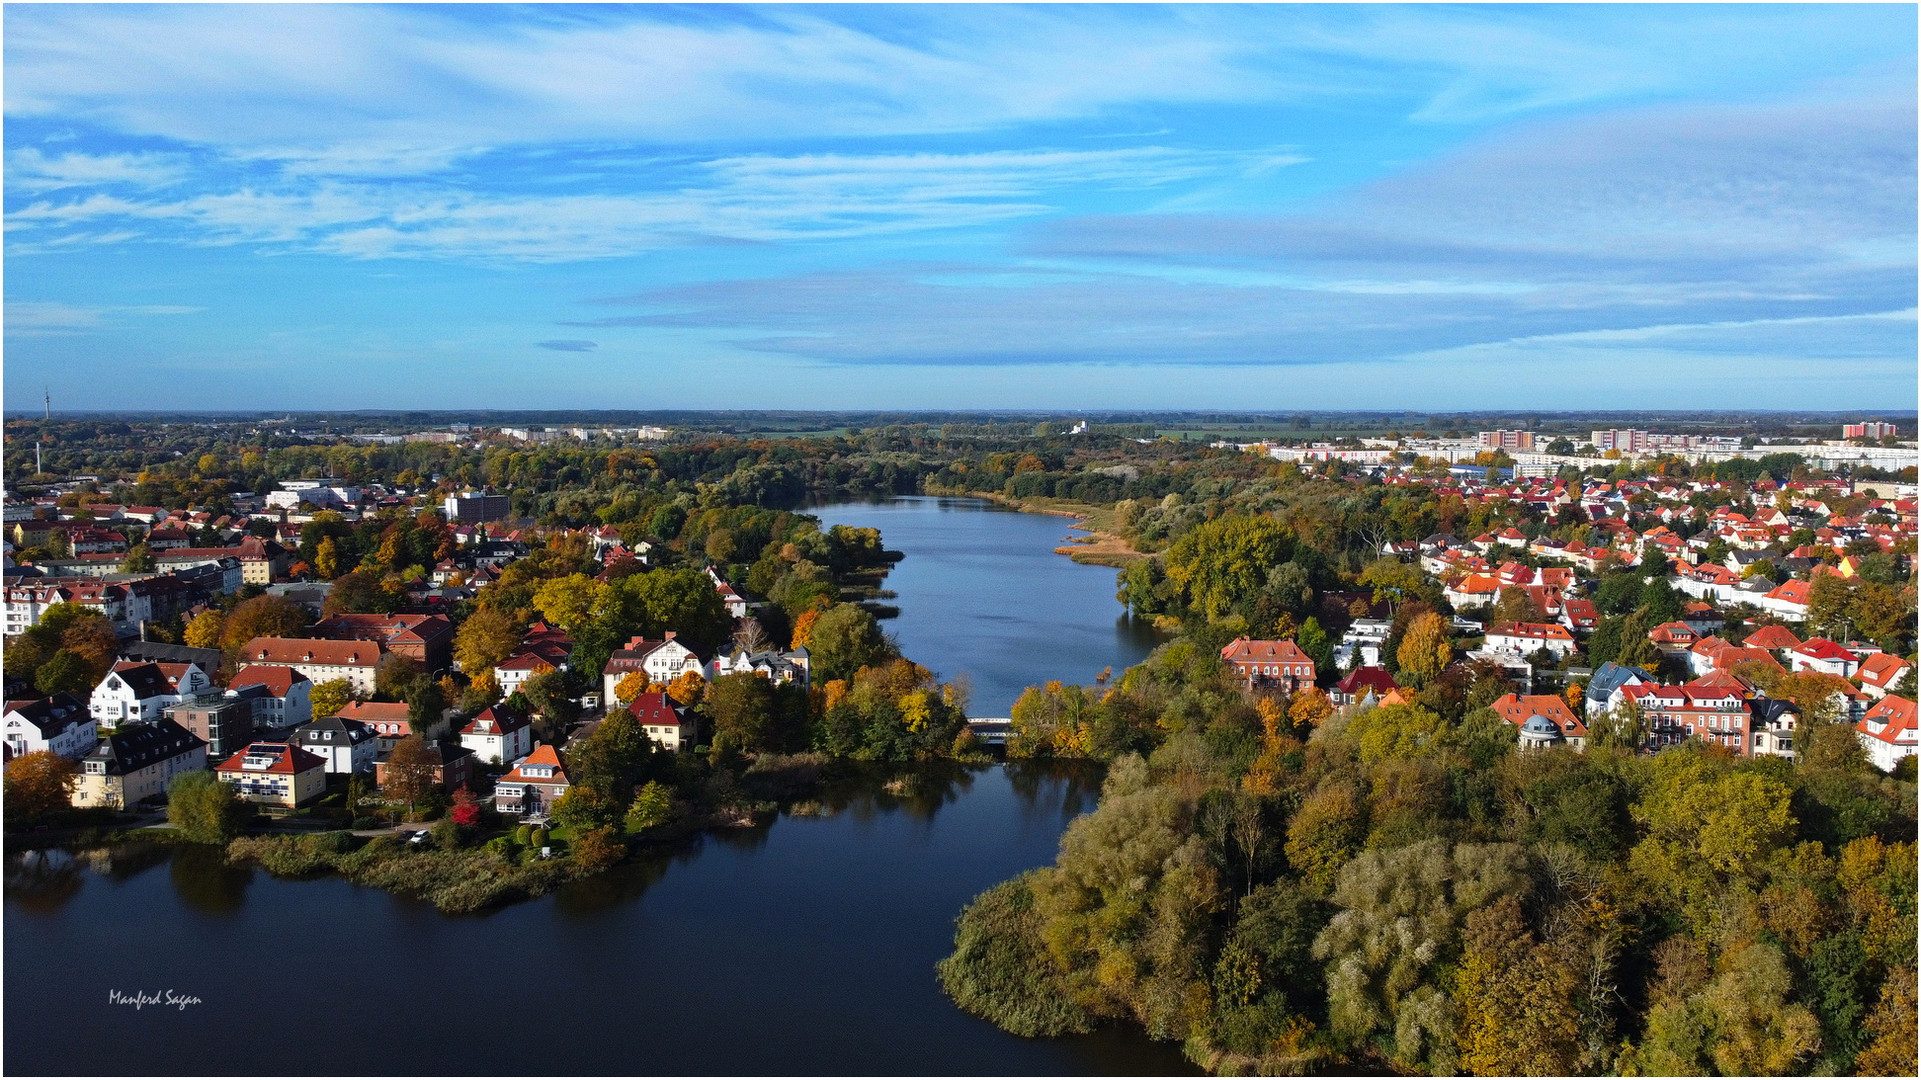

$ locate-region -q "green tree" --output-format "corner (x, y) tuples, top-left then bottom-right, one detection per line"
(807, 603), (896, 681)
(704, 671), (778, 753)
(624, 780), (676, 833)
(166, 771), (250, 844)
(34, 650), (95, 697)
(1164, 514), (1296, 621)
(309, 678), (355, 720)
(120, 542), (156, 573)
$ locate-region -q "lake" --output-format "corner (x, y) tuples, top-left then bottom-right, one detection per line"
(5, 498), (1193, 1076)
(812, 496), (1160, 715)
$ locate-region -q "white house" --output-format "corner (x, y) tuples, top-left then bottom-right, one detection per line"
(601, 633), (708, 704)
(290, 715), (379, 775)
(3, 693), (99, 759)
(1856, 696), (1917, 773)
(459, 706), (533, 766)
(1790, 638), (1864, 679)
(1484, 621), (1577, 658)
(712, 647), (811, 688)
(228, 665), (314, 730)
(90, 661), (211, 727)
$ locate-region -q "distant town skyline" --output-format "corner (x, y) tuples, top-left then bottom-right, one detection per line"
(5, 4), (1916, 410)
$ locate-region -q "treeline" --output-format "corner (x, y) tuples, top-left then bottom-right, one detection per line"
(938, 636), (1918, 1076)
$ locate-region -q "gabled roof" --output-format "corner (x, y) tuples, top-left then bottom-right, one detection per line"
(229, 665), (311, 697)
(1487, 621), (1574, 641)
(102, 662), (176, 701)
(628, 691), (688, 726)
(241, 637), (385, 668)
(335, 701), (411, 723)
(1794, 638), (1857, 663)
(83, 719), (203, 776)
(1859, 696), (1917, 746)
(498, 743), (569, 786)
(1220, 638), (1316, 665)
(216, 741), (326, 775)
(461, 705), (529, 737)
(3, 693), (90, 738)
(1858, 652), (1913, 690)
(1742, 624), (1802, 651)
(1335, 666), (1400, 698)
(1490, 693), (1586, 737)
(293, 716), (376, 745)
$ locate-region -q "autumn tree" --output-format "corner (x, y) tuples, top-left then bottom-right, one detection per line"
(3, 751), (78, 820)
(449, 785), (481, 827)
(219, 594), (309, 655)
(612, 670), (650, 706)
(453, 607), (526, 674)
(1396, 611), (1451, 688)
(184, 609), (225, 650)
(704, 671), (776, 752)
(166, 771), (250, 844)
(1164, 514), (1296, 621)
(382, 736), (440, 819)
(807, 603), (896, 681)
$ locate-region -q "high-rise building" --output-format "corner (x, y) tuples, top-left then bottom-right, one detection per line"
(1476, 430), (1535, 451)
(1843, 421), (1898, 440)
(1591, 429), (1650, 453)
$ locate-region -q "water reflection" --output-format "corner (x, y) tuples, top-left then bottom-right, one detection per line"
(5, 849), (86, 914)
(169, 844), (253, 915)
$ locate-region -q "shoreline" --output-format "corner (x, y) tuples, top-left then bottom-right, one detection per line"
(951, 490), (1149, 568)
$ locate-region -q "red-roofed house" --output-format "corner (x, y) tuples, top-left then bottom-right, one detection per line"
(1219, 638), (1317, 690)
(1759, 579), (1813, 621)
(1742, 624), (1802, 653)
(215, 741), (327, 807)
(494, 744), (570, 818)
(1484, 622), (1576, 658)
(227, 664), (313, 728)
(1791, 638), (1863, 679)
(240, 637), (386, 695)
(1856, 696), (1917, 773)
(1490, 693), (1587, 749)
(1622, 681), (1752, 753)
(1561, 597), (1599, 634)
(1443, 574), (1501, 609)
(1330, 666), (1399, 707)
(628, 691), (699, 751)
(461, 706), (533, 765)
(1857, 653), (1913, 699)
(1648, 622), (1698, 655)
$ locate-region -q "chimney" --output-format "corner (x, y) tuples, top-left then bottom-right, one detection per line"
(663, 631), (676, 641)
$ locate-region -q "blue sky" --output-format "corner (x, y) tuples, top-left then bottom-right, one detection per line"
(5, 4), (1916, 411)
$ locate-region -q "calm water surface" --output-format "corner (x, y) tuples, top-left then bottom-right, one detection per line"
(7, 501), (1193, 1076)
(7, 766), (1195, 1076)
(813, 496), (1160, 715)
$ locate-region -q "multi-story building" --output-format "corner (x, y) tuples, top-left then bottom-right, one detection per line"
(628, 692), (699, 751)
(1476, 430), (1535, 451)
(1620, 680), (1752, 753)
(1591, 429), (1651, 453)
(90, 661), (212, 727)
(215, 742), (327, 807)
(1856, 696), (1916, 772)
(3, 694), (99, 759)
(291, 715), (379, 775)
(309, 613), (453, 672)
(1218, 638), (1318, 690)
(73, 720), (207, 809)
(227, 665), (314, 730)
(492, 744), (570, 818)
(1843, 421), (1899, 440)
(460, 706), (533, 765)
(236, 637), (386, 695)
(600, 633), (708, 703)
(442, 492), (512, 522)
(165, 693), (259, 761)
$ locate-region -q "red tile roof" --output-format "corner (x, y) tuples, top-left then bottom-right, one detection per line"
(241, 637), (385, 668)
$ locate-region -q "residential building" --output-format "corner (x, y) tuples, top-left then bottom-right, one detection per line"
(165, 694), (258, 761)
(309, 612), (453, 672)
(5, 579), (146, 637)
(291, 715), (379, 775)
(73, 720), (207, 809)
(215, 742), (327, 807)
(1585, 662), (1654, 717)
(711, 647), (811, 688)
(3, 694), (98, 759)
(373, 740), (475, 796)
(1790, 638), (1864, 679)
(1647, 621), (1699, 656)
(226, 665), (313, 729)
(1330, 666), (1399, 707)
(1219, 638), (1318, 690)
(629, 692), (698, 751)
(1742, 624), (1803, 654)
(1621, 680), (1752, 753)
(1857, 653), (1913, 699)
(237, 637), (386, 695)
(90, 661), (211, 727)
(460, 706), (532, 765)
(118, 640), (222, 672)
(493, 744), (570, 818)
(442, 492), (512, 522)
(335, 701), (447, 751)
(1843, 421), (1898, 440)
(1484, 621), (1576, 658)
(600, 633), (708, 703)
(1856, 696), (1917, 773)
(1476, 430), (1535, 451)
(1591, 429), (1651, 454)
(1490, 694), (1588, 750)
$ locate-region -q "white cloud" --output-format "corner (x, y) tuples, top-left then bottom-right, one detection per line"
(6, 145), (1248, 260)
(6, 300), (202, 336)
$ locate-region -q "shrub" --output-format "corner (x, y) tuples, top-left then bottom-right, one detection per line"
(167, 772), (250, 845)
(936, 874), (1093, 1038)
